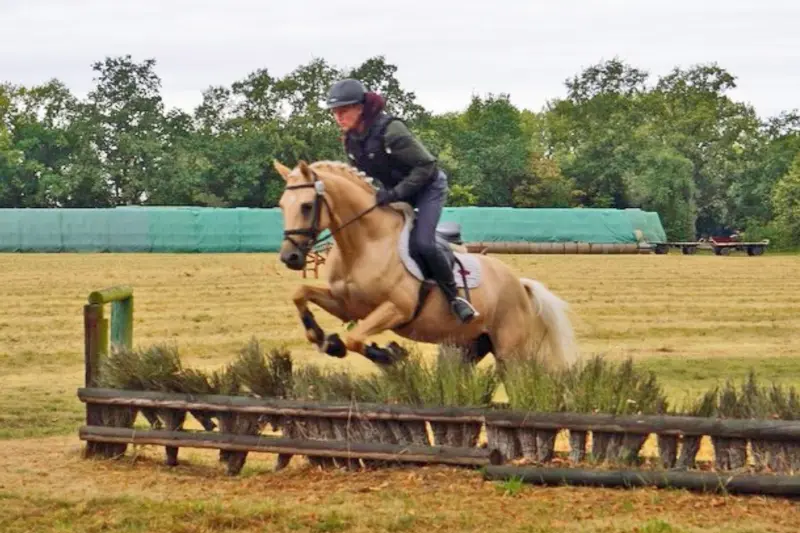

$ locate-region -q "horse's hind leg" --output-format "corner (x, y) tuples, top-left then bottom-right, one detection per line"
(491, 315), (544, 374)
(468, 333), (494, 365)
(444, 334), (494, 366)
(292, 285), (352, 357)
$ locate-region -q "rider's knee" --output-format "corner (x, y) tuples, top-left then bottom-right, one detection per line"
(412, 238), (436, 259)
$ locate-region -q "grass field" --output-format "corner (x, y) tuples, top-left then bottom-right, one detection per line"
(2, 252), (799, 532)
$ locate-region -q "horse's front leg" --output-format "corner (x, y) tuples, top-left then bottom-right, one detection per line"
(292, 285), (352, 357)
(340, 300), (412, 365)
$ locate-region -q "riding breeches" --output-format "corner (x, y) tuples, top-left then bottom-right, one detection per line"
(408, 171), (458, 294)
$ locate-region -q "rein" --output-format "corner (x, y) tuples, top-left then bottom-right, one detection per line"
(283, 170), (378, 256)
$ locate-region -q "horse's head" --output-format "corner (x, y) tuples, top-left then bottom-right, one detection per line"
(274, 159), (333, 270)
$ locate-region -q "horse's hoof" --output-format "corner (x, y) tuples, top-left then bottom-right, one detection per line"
(323, 334), (347, 358)
(386, 341), (409, 361)
(364, 343), (405, 366)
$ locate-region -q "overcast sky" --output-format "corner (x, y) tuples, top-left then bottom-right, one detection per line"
(2, 0), (798, 119)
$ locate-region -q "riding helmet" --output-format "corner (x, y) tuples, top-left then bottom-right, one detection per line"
(325, 78), (366, 109)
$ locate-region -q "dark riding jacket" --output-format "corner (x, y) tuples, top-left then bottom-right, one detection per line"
(344, 112), (439, 202)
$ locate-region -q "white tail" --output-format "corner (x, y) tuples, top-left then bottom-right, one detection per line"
(520, 278), (580, 369)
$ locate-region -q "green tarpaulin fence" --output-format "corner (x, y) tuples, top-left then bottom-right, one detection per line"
(621, 208), (668, 244)
(0, 206), (666, 252)
(440, 207), (666, 244)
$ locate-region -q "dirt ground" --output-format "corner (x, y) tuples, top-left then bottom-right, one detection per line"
(1, 436), (798, 533)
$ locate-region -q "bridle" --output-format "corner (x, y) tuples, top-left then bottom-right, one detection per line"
(282, 169), (378, 258)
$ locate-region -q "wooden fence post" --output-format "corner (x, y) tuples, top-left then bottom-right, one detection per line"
(82, 285), (135, 458)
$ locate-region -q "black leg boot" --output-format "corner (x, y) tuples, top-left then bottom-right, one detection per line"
(424, 247), (479, 324)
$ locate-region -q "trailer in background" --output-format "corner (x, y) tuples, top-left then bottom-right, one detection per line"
(664, 236), (769, 256)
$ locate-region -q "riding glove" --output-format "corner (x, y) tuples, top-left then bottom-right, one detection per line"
(375, 188), (397, 206)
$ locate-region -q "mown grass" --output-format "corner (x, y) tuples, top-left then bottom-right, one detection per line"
(2, 252), (800, 532)
(637, 355), (800, 399)
(0, 384), (85, 439)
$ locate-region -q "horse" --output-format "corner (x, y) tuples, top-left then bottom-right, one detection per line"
(273, 158), (580, 372)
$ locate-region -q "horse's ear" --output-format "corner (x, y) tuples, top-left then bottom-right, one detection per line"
(273, 160), (292, 181)
(298, 160), (312, 180)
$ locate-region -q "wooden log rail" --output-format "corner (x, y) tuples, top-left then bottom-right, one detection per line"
(77, 387), (489, 471)
(79, 387), (800, 441)
(484, 410), (800, 439)
(463, 241), (643, 255)
(485, 410), (800, 471)
(78, 388), (487, 422)
(80, 426), (500, 471)
(483, 465), (800, 497)
(78, 387), (800, 477)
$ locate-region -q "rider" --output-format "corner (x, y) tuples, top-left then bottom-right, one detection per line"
(325, 78), (479, 324)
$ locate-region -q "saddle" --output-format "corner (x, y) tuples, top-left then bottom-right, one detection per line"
(397, 216), (480, 289)
(392, 211), (482, 328)
(435, 221), (464, 245)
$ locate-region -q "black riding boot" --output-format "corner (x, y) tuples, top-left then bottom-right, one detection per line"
(424, 247), (479, 323)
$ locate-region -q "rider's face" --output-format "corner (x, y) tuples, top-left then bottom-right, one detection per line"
(332, 104), (362, 132)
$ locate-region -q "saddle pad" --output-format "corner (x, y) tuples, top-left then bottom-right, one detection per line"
(397, 211), (482, 289)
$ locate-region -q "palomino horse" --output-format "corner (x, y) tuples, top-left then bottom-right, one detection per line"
(273, 159), (580, 371)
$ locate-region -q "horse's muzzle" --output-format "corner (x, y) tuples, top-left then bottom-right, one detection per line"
(280, 249), (306, 270)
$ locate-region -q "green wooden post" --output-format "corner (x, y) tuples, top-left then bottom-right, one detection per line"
(88, 285), (134, 305)
(98, 307), (109, 357)
(110, 295), (133, 351)
(88, 285), (134, 353)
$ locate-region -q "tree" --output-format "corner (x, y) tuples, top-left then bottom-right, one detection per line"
(270, 57), (344, 163)
(770, 152), (800, 246)
(230, 68), (279, 123)
(648, 63), (763, 235)
(0, 80), (92, 207)
(512, 153), (579, 208)
(732, 111), (800, 226)
(147, 109), (209, 205)
(347, 56), (427, 123)
(447, 184), (478, 206)
(565, 57), (649, 103)
(81, 55), (170, 205)
(545, 59), (653, 209)
(453, 94), (530, 206)
(0, 83), (23, 207)
(624, 146), (697, 240)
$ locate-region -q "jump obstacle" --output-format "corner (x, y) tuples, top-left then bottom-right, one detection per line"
(78, 286), (800, 496)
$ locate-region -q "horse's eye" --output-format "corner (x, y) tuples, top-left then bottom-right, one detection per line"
(301, 202), (313, 215)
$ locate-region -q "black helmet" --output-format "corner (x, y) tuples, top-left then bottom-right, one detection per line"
(325, 78), (366, 109)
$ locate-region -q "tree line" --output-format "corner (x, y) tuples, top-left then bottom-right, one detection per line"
(1, 54), (798, 245)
